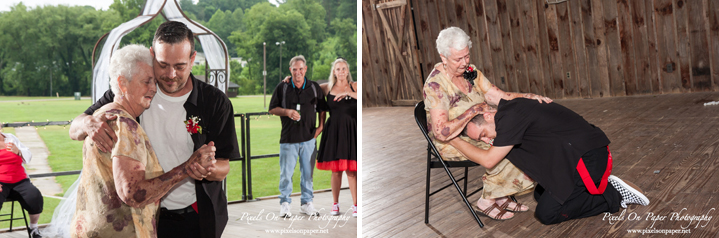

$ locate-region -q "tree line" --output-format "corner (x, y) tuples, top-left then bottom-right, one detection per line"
(0, 0), (356, 96)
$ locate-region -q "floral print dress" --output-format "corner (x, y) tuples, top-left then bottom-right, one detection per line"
(71, 106), (163, 238)
(423, 63), (535, 199)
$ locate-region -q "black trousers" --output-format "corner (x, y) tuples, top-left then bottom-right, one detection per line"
(534, 147), (621, 225)
(158, 205), (202, 238)
(0, 178), (43, 214)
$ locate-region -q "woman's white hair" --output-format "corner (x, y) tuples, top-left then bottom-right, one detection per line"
(436, 27), (472, 58)
(109, 44), (153, 96)
(327, 58), (353, 92)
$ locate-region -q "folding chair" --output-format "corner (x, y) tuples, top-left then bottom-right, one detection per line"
(414, 101), (485, 227)
(0, 193), (31, 238)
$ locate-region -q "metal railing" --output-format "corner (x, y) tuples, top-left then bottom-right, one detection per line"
(240, 112), (280, 201)
(2, 121), (71, 128)
(4, 112), (281, 203)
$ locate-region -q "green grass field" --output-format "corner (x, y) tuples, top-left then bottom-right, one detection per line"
(0, 95), (331, 228)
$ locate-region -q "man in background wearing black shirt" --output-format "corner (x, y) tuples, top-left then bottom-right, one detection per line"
(450, 98), (649, 224)
(269, 55), (328, 218)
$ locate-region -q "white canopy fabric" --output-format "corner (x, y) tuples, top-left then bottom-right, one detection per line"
(92, 0), (230, 102)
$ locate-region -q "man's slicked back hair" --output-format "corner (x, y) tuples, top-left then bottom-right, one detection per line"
(153, 21), (195, 56)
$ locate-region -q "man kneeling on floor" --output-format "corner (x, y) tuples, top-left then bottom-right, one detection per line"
(449, 98), (649, 224)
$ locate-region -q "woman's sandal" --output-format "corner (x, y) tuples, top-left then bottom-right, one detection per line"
(498, 198), (528, 212)
(477, 203), (514, 221)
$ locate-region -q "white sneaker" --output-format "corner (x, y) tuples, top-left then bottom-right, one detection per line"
(30, 227), (42, 238)
(351, 205), (357, 218)
(608, 175), (650, 208)
(300, 202), (320, 216)
(280, 202), (292, 217)
(330, 203), (340, 216)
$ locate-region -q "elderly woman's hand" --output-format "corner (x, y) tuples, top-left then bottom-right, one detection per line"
(185, 142), (217, 180)
(469, 102), (495, 115)
(86, 113), (119, 153)
(526, 94), (553, 104)
(187, 142), (216, 168)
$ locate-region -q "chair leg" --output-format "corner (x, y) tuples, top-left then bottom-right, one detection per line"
(22, 208), (30, 238)
(463, 167), (469, 196)
(424, 149), (431, 224)
(9, 200), (14, 232)
(439, 161), (484, 228)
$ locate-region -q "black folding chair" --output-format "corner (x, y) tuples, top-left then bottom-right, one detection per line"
(0, 193), (31, 238)
(414, 101), (485, 227)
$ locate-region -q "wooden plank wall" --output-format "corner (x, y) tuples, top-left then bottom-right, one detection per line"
(362, 0), (719, 107)
(363, 0), (424, 107)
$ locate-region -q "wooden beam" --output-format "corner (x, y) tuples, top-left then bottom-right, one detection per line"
(524, 0), (546, 96)
(557, 2), (578, 97)
(536, 0), (555, 98)
(590, 0), (611, 97)
(391, 99), (420, 107)
(569, 0), (590, 97)
(376, 0), (406, 10)
(617, 0), (637, 96)
(465, 0), (483, 78)
(544, 2), (564, 98)
(497, 0), (518, 92)
(377, 7), (422, 100)
(687, 0), (712, 91)
(630, 0), (652, 95)
(602, 0), (626, 96)
(673, 0), (692, 92)
(414, 0), (434, 80)
(485, 0), (509, 90)
(654, 0), (681, 93)
(473, 0), (497, 83)
(645, 0), (662, 93)
(508, 0), (530, 94)
(403, 3), (424, 100)
(708, 0), (719, 90)
(367, 0), (392, 106)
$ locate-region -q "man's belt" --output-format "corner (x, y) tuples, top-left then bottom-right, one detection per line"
(576, 147), (613, 195)
(162, 205), (195, 215)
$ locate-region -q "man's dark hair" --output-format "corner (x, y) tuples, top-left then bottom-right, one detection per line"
(462, 114), (488, 137)
(153, 21), (195, 56)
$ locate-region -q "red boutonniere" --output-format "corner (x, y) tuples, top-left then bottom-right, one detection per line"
(184, 116), (202, 134)
(463, 66), (477, 86)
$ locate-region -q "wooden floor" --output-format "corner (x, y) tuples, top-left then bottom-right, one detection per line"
(362, 92), (719, 237)
(1, 189), (357, 238)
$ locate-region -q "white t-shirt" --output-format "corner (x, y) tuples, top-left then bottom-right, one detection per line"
(140, 88), (196, 209)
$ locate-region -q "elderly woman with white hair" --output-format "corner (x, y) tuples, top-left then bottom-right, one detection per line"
(69, 44), (217, 238)
(423, 27), (551, 220)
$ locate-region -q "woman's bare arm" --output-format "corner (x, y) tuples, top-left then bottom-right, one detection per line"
(429, 102), (493, 142)
(332, 82), (358, 101)
(113, 143), (216, 208)
(69, 113), (118, 152)
(448, 137), (512, 168)
(477, 77), (552, 106)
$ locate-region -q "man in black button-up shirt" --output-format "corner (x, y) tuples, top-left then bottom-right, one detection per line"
(69, 21), (238, 238)
(450, 98), (649, 225)
(269, 55), (328, 217)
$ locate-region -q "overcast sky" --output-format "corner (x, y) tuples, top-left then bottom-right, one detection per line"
(2, 0), (280, 12)
(0, 0), (114, 12)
